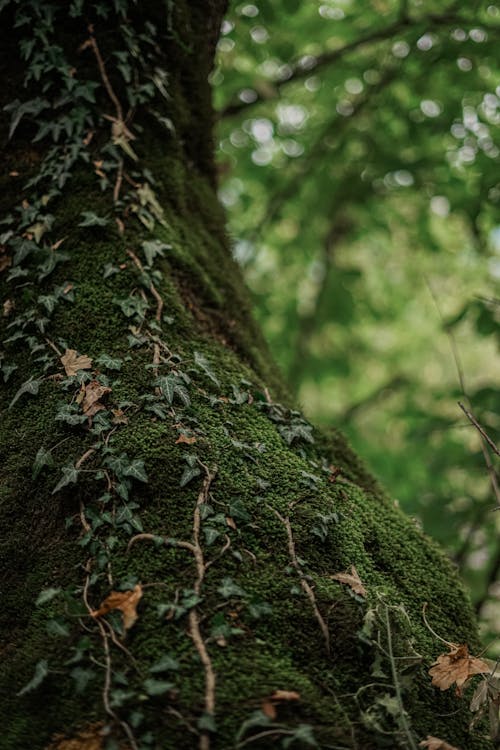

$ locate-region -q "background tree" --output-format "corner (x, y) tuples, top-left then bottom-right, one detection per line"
(0, 2), (496, 749)
(215, 0), (500, 635)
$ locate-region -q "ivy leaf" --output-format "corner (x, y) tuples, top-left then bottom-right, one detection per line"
(194, 351), (220, 386)
(9, 377), (41, 409)
(143, 678), (174, 696)
(78, 211), (108, 227)
(17, 659), (49, 696)
(198, 713), (217, 732)
(217, 577), (247, 598)
(35, 587), (61, 606)
(52, 465), (79, 494)
(142, 239), (170, 267)
(149, 655), (179, 673)
(95, 353), (122, 371)
(123, 459), (148, 483)
(32, 446), (54, 479)
(180, 465), (201, 487)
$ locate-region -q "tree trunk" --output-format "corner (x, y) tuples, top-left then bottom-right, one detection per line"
(0, 3), (490, 749)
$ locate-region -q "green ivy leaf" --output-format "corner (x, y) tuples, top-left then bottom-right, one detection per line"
(123, 459), (148, 483)
(9, 377), (41, 409)
(36, 587), (61, 606)
(143, 678), (174, 696)
(52, 465), (79, 494)
(17, 659), (49, 696)
(32, 446), (54, 479)
(149, 655), (179, 673)
(179, 465), (201, 487)
(95, 353), (123, 371)
(78, 211), (108, 227)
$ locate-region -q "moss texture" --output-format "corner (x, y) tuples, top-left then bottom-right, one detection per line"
(0, 2), (493, 749)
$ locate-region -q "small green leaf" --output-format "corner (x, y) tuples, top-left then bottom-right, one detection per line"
(217, 577), (247, 598)
(36, 587), (61, 606)
(180, 465), (201, 487)
(32, 447), (54, 480)
(141, 239), (170, 267)
(198, 713), (217, 732)
(52, 465), (79, 494)
(143, 678), (174, 696)
(95, 353), (122, 371)
(149, 655), (179, 673)
(78, 211), (108, 227)
(9, 377), (41, 408)
(123, 459), (148, 483)
(17, 659), (49, 696)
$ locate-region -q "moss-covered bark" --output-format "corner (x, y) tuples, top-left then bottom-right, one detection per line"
(0, 3), (492, 749)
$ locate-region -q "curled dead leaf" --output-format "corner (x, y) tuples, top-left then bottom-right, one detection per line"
(330, 565), (367, 597)
(91, 584), (142, 630)
(3, 298), (14, 317)
(429, 643), (490, 695)
(82, 381), (112, 417)
(111, 408), (128, 425)
(419, 736), (460, 750)
(61, 349), (93, 377)
(46, 722), (105, 749)
(261, 699), (277, 720)
(175, 434), (197, 445)
(270, 690), (301, 702)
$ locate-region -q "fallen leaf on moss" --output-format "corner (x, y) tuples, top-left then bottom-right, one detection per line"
(175, 434), (197, 445)
(226, 516), (237, 530)
(46, 722), (105, 749)
(61, 349), (92, 376)
(111, 408), (128, 425)
(429, 644), (490, 694)
(261, 699), (277, 720)
(419, 736), (460, 750)
(270, 690), (301, 701)
(3, 298), (14, 317)
(330, 565), (366, 597)
(91, 584), (142, 630)
(82, 381), (112, 417)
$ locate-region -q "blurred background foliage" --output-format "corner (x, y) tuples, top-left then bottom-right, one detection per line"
(213, 0), (499, 641)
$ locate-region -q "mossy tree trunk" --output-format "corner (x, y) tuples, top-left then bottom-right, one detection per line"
(0, 3), (491, 749)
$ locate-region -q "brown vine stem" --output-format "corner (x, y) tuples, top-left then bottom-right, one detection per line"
(82, 562), (138, 750)
(270, 506), (331, 654)
(190, 463), (217, 750)
(85, 28), (123, 123)
(127, 465), (218, 750)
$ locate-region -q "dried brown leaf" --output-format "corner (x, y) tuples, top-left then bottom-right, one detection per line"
(429, 643), (490, 694)
(269, 690), (301, 702)
(111, 408), (128, 425)
(330, 565), (367, 597)
(226, 516), (237, 530)
(0, 254), (11, 272)
(3, 299), (14, 317)
(261, 699), (277, 720)
(82, 381), (111, 416)
(91, 584), (142, 630)
(61, 349), (93, 377)
(45, 722), (104, 749)
(419, 736), (460, 750)
(175, 434), (197, 445)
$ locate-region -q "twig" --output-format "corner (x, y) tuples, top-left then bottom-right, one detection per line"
(270, 506), (330, 654)
(86, 29), (123, 122)
(190, 464), (218, 750)
(82, 564), (138, 750)
(113, 157), (124, 204)
(45, 337), (63, 357)
(458, 402), (499, 457)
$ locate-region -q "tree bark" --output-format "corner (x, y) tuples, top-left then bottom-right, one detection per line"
(0, 3), (491, 749)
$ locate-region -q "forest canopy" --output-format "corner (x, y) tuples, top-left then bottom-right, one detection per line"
(214, 0), (500, 641)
